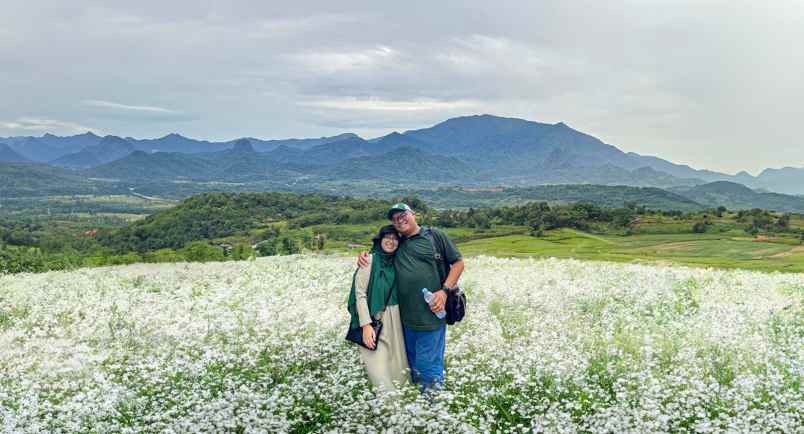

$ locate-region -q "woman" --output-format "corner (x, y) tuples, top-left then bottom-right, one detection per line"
(346, 225), (410, 393)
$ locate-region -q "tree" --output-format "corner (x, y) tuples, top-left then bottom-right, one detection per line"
(0, 246), (47, 273)
(231, 244), (255, 260)
(692, 222), (708, 233)
(776, 213), (791, 230)
(472, 213), (491, 230)
(611, 208), (636, 229)
(315, 233), (327, 250)
(144, 248), (184, 263)
(180, 241), (225, 262)
(300, 230), (315, 250)
(255, 239), (279, 256)
(281, 237), (301, 255)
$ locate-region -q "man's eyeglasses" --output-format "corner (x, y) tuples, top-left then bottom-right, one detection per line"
(391, 211), (409, 224)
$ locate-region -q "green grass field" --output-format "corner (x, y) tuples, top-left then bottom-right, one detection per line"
(5, 192), (804, 274)
(302, 220), (804, 273)
(457, 228), (804, 272)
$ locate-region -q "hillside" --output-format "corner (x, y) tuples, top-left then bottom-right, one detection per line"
(406, 184), (705, 211)
(0, 143), (29, 163)
(322, 146), (474, 182)
(51, 135), (136, 168)
(245, 133), (360, 152)
(96, 192), (392, 252)
(670, 181), (804, 212)
(6, 132), (102, 162)
(0, 163), (125, 197)
(87, 150), (219, 181)
(754, 167), (804, 195)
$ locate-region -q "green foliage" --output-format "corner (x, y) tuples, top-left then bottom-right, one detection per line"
(143, 248), (185, 263)
(230, 244), (255, 261)
(281, 237), (301, 255)
(255, 239), (279, 256)
(180, 241), (225, 262)
(315, 233), (327, 250)
(0, 246), (48, 273)
(97, 192), (392, 253)
(4, 190), (804, 274)
(776, 213), (791, 229)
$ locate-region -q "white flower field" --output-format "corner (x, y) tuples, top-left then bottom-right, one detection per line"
(0, 255), (802, 433)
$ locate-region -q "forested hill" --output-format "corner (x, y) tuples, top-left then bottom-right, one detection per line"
(405, 184), (705, 211)
(94, 189), (661, 256)
(96, 192), (397, 253)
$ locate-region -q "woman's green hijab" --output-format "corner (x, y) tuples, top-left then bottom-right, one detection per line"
(347, 226), (398, 329)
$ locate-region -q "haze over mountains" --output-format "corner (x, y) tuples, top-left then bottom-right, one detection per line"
(2, 114), (803, 199)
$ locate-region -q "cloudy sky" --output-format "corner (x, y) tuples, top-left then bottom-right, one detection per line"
(1, 1), (802, 174)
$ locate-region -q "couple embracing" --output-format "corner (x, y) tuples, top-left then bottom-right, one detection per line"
(346, 202), (464, 393)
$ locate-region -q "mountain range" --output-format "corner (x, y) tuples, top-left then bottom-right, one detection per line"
(2, 114), (803, 200)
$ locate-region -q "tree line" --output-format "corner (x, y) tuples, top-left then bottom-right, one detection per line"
(2, 192), (803, 274)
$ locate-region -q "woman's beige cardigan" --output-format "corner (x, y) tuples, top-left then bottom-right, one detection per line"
(354, 255), (410, 392)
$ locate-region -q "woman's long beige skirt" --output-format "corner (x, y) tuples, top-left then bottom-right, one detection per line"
(358, 304), (410, 393)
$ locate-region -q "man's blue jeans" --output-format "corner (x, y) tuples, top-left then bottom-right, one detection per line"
(403, 324), (446, 392)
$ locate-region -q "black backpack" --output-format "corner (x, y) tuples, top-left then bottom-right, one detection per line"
(423, 227), (466, 325)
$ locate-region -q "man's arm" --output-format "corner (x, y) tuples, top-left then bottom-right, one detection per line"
(430, 228), (464, 313)
(443, 259), (464, 289)
(431, 259), (464, 312)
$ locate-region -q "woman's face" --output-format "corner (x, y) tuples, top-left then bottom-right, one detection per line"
(380, 233), (399, 253)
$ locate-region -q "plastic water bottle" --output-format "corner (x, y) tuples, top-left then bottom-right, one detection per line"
(421, 288), (446, 319)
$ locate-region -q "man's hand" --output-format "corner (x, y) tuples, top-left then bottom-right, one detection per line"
(430, 289), (447, 313)
(357, 251), (369, 268)
(362, 324), (376, 349)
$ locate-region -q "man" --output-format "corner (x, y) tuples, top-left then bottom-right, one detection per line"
(358, 203), (464, 391)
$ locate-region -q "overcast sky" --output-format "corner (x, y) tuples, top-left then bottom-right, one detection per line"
(1, 1), (802, 174)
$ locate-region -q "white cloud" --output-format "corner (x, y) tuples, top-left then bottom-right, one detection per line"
(80, 100), (197, 122)
(292, 45), (400, 73)
(297, 97), (479, 112)
(1, 1), (803, 172)
(82, 99), (183, 114)
(0, 118), (99, 135)
(248, 13), (361, 39)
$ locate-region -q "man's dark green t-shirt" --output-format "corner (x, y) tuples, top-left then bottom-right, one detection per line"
(394, 226), (462, 331)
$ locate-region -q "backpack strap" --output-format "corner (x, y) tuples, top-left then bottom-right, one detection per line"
(424, 227), (451, 286)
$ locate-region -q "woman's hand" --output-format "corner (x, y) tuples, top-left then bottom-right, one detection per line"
(357, 252), (369, 268)
(362, 324), (376, 349)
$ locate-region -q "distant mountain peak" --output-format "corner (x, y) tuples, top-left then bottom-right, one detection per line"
(161, 133), (187, 140)
(99, 135), (133, 146)
(327, 132), (360, 140)
(231, 139), (255, 153)
(695, 180), (756, 194)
